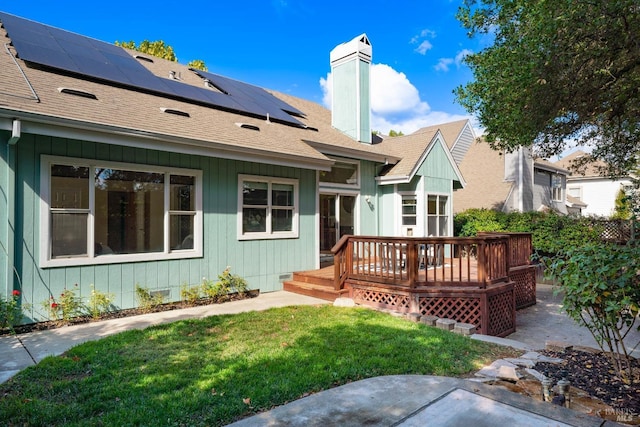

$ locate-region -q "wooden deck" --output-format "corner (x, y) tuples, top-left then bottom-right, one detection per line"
(284, 233), (536, 337)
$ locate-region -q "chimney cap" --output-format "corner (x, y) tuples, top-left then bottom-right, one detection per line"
(330, 33), (372, 64)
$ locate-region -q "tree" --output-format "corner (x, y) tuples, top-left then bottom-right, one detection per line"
(388, 129), (404, 137)
(455, 1), (640, 176)
(115, 40), (207, 71)
(612, 187), (632, 220)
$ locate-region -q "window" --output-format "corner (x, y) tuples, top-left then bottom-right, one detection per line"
(238, 175), (298, 240)
(41, 156), (202, 267)
(401, 197), (417, 226)
(427, 195), (449, 236)
(567, 186), (582, 200)
(319, 159), (359, 188)
(552, 174), (563, 201)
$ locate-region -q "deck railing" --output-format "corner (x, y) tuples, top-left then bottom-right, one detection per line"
(332, 234), (513, 289)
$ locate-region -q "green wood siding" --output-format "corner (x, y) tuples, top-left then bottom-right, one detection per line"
(418, 138), (460, 182)
(13, 134), (317, 322)
(359, 160), (378, 235)
(0, 133), (12, 299)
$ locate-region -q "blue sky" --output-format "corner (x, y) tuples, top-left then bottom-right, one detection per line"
(2, 1), (486, 135)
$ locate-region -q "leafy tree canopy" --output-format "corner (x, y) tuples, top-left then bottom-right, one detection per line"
(455, 0), (640, 176)
(115, 40), (207, 71)
(388, 129), (405, 137)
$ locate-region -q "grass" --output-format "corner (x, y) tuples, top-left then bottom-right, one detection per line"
(0, 305), (518, 426)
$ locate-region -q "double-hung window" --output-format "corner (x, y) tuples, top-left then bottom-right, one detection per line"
(238, 175), (298, 240)
(551, 174), (563, 201)
(427, 195), (449, 236)
(41, 156), (202, 267)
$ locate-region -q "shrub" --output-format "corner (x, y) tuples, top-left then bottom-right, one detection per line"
(87, 286), (115, 319)
(454, 209), (603, 256)
(42, 285), (84, 323)
(202, 267), (248, 301)
(544, 242), (640, 382)
(0, 290), (24, 331)
(454, 208), (506, 236)
(135, 285), (164, 312)
(180, 283), (201, 305)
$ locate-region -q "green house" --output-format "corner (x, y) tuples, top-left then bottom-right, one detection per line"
(0, 13), (464, 323)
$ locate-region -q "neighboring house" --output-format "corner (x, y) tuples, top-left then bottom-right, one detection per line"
(450, 134), (572, 214)
(0, 13), (464, 322)
(554, 150), (634, 217)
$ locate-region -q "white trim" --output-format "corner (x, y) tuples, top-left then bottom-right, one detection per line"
(0, 115), (333, 172)
(39, 155), (203, 268)
(237, 174), (299, 241)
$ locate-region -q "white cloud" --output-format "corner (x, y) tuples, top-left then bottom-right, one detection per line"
(455, 49), (473, 65)
(410, 29), (436, 44)
(434, 57), (454, 72)
(414, 40), (433, 55)
(370, 64), (429, 115)
(319, 63), (472, 135)
(435, 49), (473, 72)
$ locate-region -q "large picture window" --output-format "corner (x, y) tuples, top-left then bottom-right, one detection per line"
(238, 175), (298, 240)
(41, 156), (202, 267)
(319, 159), (359, 188)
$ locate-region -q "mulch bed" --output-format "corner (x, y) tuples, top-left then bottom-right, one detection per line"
(2, 290), (259, 337)
(535, 348), (640, 413)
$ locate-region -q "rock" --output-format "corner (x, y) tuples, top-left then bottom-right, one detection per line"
(453, 323), (476, 336)
(545, 340), (573, 351)
(333, 298), (356, 307)
(497, 365), (521, 382)
(504, 357), (536, 368)
(435, 318), (456, 331)
(420, 315), (438, 326)
(524, 368), (546, 381)
(475, 359), (517, 379)
(405, 313), (421, 322)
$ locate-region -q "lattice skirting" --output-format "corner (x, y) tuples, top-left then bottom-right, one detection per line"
(510, 266), (536, 310)
(350, 287), (411, 312)
(348, 282), (516, 337)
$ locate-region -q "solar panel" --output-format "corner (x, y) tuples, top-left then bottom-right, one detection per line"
(193, 70), (307, 119)
(0, 12), (306, 126)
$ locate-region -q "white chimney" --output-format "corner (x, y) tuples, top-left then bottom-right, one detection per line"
(330, 34), (372, 144)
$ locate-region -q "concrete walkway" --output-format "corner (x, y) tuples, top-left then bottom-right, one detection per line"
(0, 287), (634, 426)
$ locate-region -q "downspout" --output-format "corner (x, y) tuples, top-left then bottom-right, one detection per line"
(3, 119), (20, 299)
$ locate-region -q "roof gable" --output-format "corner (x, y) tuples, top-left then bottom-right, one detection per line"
(378, 130), (465, 187)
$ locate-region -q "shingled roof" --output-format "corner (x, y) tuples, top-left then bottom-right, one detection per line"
(0, 13), (405, 171)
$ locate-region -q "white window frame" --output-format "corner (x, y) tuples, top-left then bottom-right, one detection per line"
(237, 174), (299, 240)
(426, 193), (450, 237)
(551, 174), (563, 202)
(567, 186), (582, 200)
(39, 155), (203, 268)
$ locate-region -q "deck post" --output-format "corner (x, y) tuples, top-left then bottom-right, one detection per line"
(407, 242), (417, 288)
(477, 241), (486, 288)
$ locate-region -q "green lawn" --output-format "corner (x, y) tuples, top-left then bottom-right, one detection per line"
(0, 305), (517, 426)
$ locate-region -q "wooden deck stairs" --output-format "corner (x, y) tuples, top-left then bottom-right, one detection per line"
(283, 266), (346, 301)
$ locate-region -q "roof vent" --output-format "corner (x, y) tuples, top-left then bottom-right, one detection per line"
(57, 87), (97, 99)
(235, 123), (260, 131)
(161, 107), (190, 117)
(134, 55), (154, 63)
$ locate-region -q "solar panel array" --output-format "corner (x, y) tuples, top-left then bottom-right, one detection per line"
(0, 12), (305, 126)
